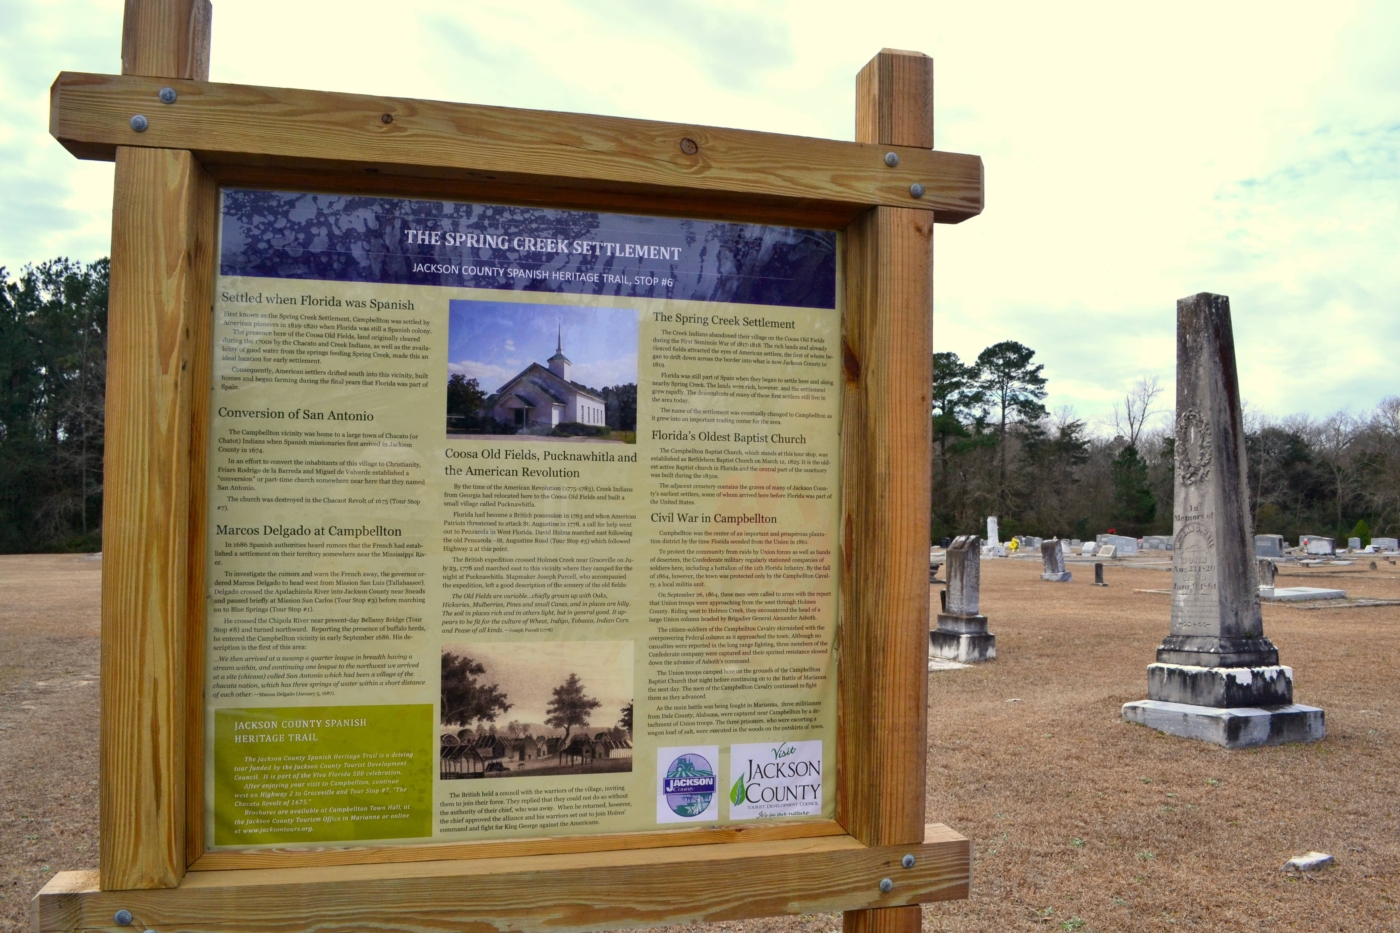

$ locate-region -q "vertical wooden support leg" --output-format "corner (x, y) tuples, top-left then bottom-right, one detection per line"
(102, 146), (216, 892)
(840, 49), (936, 933)
(101, 0), (214, 891)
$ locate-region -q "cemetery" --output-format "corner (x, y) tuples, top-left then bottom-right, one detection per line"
(7, 544), (1400, 931)
(3, 3), (1399, 933)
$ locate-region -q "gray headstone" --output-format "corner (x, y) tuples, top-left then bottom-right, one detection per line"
(1093, 562), (1106, 586)
(944, 535), (981, 616)
(1142, 535), (1172, 550)
(1373, 537), (1398, 551)
(1040, 539), (1071, 581)
(1254, 534), (1285, 558)
(1157, 294), (1278, 669)
(1256, 557), (1277, 588)
(932, 534), (995, 663)
(1348, 537), (1362, 550)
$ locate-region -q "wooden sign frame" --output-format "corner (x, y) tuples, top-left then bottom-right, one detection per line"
(35, 2), (983, 932)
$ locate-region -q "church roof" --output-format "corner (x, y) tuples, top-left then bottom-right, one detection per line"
(494, 362), (604, 405)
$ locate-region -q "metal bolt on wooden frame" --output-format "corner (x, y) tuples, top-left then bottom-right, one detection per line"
(35, 2), (984, 931)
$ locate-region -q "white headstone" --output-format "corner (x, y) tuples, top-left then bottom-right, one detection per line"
(986, 516), (999, 547)
(1372, 537), (1398, 551)
(1080, 541), (1098, 556)
(1098, 534), (1139, 555)
(1098, 544), (1117, 559)
(1304, 537), (1335, 556)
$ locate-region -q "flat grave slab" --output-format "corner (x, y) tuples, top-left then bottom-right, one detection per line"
(1264, 586), (1347, 602)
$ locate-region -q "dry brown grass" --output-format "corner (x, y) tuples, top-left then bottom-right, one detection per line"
(2, 553), (1397, 932)
(0, 554), (101, 933)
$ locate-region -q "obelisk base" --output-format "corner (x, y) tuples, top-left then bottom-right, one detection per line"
(1148, 663), (1293, 707)
(930, 614), (995, 663)
(1122, 700), (1324, 749)
(1040, 571), (1072, 582)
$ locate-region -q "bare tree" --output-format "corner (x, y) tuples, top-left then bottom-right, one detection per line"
(1106, 376), (1165, 448)
(1315, 411), (1359, 529)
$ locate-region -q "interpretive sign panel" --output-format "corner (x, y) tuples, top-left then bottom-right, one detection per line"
(205, 190), (842, 849)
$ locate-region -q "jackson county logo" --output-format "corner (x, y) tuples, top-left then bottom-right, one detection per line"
(1176, 408), (1213, 486)
(663, 753), (716, 818)
(729, 740), (823, 820)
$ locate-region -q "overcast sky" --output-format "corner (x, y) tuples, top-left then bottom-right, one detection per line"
(3, 0), (1396, 430)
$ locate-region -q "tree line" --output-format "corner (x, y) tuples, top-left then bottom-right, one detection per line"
(2, 257), (1394, 552)
(0, 259), (108, 552)
(932, 342), (1400, 545)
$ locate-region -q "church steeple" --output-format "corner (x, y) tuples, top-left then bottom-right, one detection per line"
(548, 321), (571, 382)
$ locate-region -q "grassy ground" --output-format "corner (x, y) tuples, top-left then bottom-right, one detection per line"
(2, 553), (1397, 932)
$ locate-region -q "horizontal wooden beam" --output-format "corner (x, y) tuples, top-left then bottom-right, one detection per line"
(190, 818), (847, 872)
(34, 824), (969, 933)
(49, 72), (984, 229)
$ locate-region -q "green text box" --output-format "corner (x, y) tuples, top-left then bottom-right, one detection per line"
(214, 704), (432, 846)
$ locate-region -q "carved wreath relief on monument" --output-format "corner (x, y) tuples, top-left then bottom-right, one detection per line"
(1175, 408), (1212, 486)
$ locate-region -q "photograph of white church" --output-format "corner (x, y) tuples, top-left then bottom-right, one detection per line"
(489, 329), (608, 430)
(446, 299), (638, 441)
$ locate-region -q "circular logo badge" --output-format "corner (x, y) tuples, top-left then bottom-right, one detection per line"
(663, 753), (716, 818)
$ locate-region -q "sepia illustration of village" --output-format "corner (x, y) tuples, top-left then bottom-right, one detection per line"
(439, 641), (633, 779)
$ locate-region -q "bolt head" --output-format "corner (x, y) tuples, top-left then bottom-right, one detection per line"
(879, 878), (894, 893)
(158, 87), (177, 104)
(909, 183), (925, 199)
(380, 113), (394, 124)
(114, 909), (134, 926)
(679, 137), (699, 155)
(884, 151), (900, 167)
(902, 854), (916, 869)
(129, 114), (148, 133)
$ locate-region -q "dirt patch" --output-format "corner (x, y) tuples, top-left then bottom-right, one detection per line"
(0, 554), (101, 933)
(3, 554), (1397, 932)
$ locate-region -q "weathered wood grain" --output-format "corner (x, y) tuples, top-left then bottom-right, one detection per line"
(192, 819), (846, 872)
(101, 145), (217, 891)
(48, 71), (984, 228)
(839, 49), (939, 933)
(121, 0), (211, 81)
(36, 825), (969, 933)
(180, 177), (215, 868)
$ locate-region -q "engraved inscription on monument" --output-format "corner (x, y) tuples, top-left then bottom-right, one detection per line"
(1171, 519), (1216, 630)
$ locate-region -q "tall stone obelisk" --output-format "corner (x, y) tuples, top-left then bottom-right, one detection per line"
(1122, 294), (1324, 748)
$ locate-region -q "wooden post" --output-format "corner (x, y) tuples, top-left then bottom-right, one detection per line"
(101, 0), (215, 891)
(839, 49), (936, 933)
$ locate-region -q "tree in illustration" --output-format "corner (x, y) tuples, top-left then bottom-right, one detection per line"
(446, 374), (487, 428)
(618, 700), (633, 736)
(440, 651), (511, 728)
(602, 383), (637, 432)
(545, 672), (601, 746)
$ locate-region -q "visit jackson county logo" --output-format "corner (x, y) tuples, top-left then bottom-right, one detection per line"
(728, 740), (823, 820)
(656, 746), (719, 823)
